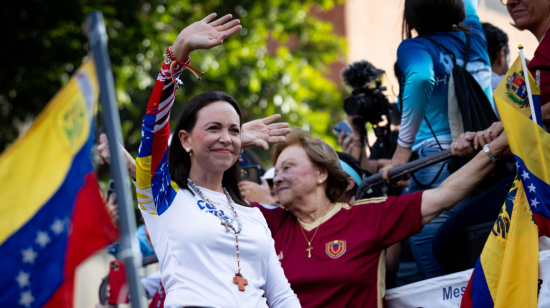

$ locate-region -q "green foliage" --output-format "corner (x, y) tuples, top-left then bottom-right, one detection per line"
(1, 0), (346, 169)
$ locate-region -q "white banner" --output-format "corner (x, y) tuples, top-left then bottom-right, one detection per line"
(386, 237), (550, 308)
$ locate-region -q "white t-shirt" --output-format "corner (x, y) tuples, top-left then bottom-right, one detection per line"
(142, 186), (300, 308)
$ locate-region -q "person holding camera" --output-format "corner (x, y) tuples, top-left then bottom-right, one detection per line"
(337, 61), (398, 179)
(380, 0), (495, 280)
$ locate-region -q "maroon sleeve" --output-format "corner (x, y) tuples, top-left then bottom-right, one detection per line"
(251, 202), (282, 238)
(534, 213), (550, 237)
(353, 191), (423, 248)
(528, 30), (550, 105)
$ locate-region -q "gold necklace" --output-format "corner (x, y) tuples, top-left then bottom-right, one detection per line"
(299, 209), (330, 258)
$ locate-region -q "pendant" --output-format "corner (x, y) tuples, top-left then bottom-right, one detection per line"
(221, 221), (231, 232)
(306, 243), (313, 258)
(233, 273), (248, 291)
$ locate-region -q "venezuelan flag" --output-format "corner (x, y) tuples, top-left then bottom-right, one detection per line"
(462, 56), (550, 308)
(0, 61), (118, 308)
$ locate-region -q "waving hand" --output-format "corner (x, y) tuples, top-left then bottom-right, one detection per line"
(172, 13), (242, 61)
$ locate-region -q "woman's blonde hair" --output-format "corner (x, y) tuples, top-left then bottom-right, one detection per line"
(272, 128), (349, 202)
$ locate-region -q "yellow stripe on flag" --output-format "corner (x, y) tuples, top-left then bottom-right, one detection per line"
(0, 61), (98, 244)
(496, 96), (550, 184)
(494, 56), (541, 119)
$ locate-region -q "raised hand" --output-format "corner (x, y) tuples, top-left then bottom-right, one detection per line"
(97, 133), (137, 178)
(241, 114), (291, 150)
(172, 13), (242, 61)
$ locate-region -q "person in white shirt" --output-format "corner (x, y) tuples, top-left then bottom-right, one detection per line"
(133, 13), (301, 308)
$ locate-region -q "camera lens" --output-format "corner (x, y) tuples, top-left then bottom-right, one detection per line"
(240, 169), (249, 178)
(344, 96), (362, 116)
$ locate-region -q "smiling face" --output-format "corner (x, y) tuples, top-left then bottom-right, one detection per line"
(273, 144), (327, 210)
(507, 0), (550, 32)
(179, 101), (241, 175)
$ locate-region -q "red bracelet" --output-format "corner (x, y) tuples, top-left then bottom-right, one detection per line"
(164, 46), (205, 87)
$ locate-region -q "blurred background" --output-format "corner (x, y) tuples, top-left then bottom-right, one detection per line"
(0, 0), (538, 164)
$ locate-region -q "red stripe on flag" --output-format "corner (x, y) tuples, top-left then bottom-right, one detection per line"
(460, 270), (474, 308)
(43, 172), (119, 308)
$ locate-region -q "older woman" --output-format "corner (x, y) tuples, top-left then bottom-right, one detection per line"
(135, 14), (300, 308)
(256, 128), (509, 307)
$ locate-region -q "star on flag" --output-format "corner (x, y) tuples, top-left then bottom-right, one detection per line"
(531, 198), (540, 208)
(50, 219), (64, 235)
(521, 170), (530, 180)
(21, 247), (37, 264)
(15, 271), (30, 288)
(527, 183), (537, 193)
(35, 231), (50, 248)
(19, 290), (34, 308)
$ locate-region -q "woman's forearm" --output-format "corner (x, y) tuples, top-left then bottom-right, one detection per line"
(421, 134), (509, 225)
(391, 144), (413, 166)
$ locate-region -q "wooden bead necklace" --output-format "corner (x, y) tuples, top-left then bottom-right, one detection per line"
(187, 179), (248, 291)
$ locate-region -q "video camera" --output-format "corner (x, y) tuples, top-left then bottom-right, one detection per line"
(342, 60), (392, 142)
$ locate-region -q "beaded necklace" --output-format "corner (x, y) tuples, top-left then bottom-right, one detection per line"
(187, 179), (248, 291)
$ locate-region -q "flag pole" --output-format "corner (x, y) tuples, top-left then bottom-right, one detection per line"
(518, 45), (538, 124)
(85, 11), (147, 308)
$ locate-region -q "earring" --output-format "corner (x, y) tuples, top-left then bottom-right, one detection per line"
(186, 148), (190, 153)
(318, 180), (323, 184)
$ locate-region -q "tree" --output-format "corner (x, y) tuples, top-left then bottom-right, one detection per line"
(1, 0), (346, 169)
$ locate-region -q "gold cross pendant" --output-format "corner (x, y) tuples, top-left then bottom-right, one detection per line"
(306, 243), (313, 258)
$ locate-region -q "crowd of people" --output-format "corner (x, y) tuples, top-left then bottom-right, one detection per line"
(96, 0), (550, 307)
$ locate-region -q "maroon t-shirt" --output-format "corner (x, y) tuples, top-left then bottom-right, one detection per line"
(255, 192), (423, 308)
(528, 28), (550, 106)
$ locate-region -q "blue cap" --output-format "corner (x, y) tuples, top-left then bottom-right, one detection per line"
(339, 159), (362, 186)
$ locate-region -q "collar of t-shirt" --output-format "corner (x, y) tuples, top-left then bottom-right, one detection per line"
(298, 202), (347, 231)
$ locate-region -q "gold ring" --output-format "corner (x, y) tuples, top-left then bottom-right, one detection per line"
(486, 130), (492, 134)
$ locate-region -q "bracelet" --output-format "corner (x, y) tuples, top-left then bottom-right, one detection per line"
(483, 144), (497, 163)
(163, 46), (205, 88)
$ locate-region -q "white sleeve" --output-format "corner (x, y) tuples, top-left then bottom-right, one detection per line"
(263, 229), (301, 308)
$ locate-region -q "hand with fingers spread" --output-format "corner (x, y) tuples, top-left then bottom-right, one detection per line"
(241, 114), (291, 150)
(171, 13), (243, 61)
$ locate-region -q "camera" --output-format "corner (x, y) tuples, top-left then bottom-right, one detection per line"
(342, 60), (391, 126)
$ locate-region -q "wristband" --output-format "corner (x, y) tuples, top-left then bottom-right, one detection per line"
(483, 144), (497, 163)
(163, 46), (205, 87)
